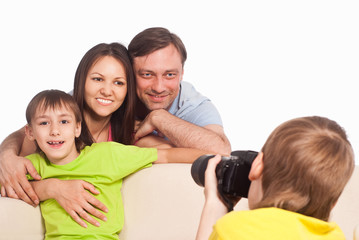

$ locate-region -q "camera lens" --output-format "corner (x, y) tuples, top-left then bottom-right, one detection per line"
(191, 154), (215, 187)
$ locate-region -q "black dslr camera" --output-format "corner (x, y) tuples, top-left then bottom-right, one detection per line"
(191, 150), (258, 211)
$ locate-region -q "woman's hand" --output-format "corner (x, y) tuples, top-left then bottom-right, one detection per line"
(0, 154), (41, 206)
(32, 179), (108, 228)
(53, 179), (108, 228)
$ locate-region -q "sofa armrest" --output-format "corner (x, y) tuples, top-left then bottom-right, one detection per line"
(0, 197), (44, 240)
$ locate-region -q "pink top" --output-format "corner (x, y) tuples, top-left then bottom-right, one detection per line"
(108, 125), (113, 141)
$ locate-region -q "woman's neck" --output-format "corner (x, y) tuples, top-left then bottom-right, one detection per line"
(84, 111), (111, 143)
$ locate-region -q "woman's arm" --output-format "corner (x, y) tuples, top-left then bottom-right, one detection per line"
(30, 179), (108, 228)
(0, 127), (40, 206)
(156, 147), (210, 164)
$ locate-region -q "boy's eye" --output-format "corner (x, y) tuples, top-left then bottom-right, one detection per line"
(40, 122), (49, 125)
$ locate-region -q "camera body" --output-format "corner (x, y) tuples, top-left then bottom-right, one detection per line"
(191, 150), (258, 199)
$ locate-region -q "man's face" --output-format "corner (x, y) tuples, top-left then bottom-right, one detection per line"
(133, 44), (184, 111)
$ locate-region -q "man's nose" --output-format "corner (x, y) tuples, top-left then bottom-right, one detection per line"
(151, 77), (166, 93)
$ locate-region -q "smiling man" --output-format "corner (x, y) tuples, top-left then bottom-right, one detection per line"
(129, 27), (231, 155)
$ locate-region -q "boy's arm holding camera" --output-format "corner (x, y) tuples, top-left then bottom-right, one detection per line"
(196, 155), (229, 240)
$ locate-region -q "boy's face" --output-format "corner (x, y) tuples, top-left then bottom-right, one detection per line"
(26, 105), (81, 165)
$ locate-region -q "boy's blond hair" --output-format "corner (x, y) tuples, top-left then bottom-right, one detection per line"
(255, 116), (354, 221)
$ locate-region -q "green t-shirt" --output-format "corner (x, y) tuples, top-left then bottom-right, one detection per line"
(26, 142), (157, 240)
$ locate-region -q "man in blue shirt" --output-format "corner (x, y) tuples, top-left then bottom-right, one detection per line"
(129, 27), (231, 155)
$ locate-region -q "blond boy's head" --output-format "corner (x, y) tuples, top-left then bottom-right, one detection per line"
(250, 116), (354, 221)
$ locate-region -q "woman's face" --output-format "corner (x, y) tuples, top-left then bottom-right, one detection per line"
(84, 56), (127, 119)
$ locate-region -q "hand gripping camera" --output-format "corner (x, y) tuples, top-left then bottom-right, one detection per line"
(191, 150), (258, 211)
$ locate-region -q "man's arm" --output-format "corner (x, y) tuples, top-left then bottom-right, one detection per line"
(0, 127), (40, 205)
(30, 179), (108, 228)
(135, 135), (173, 149)
(135, 109), (231, 155)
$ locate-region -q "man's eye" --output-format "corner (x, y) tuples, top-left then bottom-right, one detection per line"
(166, 73), (176, 78)
(142, 73), (152, 78)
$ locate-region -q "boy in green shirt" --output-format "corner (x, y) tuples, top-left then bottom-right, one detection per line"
(24, 89), (206, 239)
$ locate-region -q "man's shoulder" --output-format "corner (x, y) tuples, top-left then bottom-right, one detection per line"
(171, 81), (222, 126)
(179, 81), (204, 99)
(177, 81), (211, 108)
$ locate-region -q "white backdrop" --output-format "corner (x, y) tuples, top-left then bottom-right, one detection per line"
(0, 0), (358, 164)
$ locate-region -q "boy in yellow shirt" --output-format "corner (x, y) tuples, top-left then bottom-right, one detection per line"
(196, 116), (354, 240)
(24, 89), (206, 239)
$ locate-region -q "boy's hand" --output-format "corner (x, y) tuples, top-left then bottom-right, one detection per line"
(196, 155), (228, 240)
(205, 155), (241, 211)
(204, 155), (228, 209)
(53, 179), (108, 228)
(0, 154), (40, 206)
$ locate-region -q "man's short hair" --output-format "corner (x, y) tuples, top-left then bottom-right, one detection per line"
(128, 27), (187, 67)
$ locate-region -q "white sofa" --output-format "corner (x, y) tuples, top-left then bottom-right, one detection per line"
(0, 164), (358, 240)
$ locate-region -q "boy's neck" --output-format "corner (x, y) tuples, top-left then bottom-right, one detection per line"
(46, 149), (80, 166)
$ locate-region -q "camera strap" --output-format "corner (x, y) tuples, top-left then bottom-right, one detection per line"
(217, 185), (234, 212)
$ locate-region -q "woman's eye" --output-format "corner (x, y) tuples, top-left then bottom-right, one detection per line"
(60, 120), (69, 124)
(93, 77), (102, 81)
(115, 81), (125, 86)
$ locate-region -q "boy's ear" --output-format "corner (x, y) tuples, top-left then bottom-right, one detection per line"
(249, 152), (264, 181)
(25, 124), (35, 141)
(75, 122), (81, 138)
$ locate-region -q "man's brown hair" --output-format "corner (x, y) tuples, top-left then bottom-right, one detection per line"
(128, 27), (187, 67)
(255, 116), (354, 221)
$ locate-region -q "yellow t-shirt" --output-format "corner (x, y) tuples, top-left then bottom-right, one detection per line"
(27, 142), (157, 240)
(210, 207), (345, 240)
